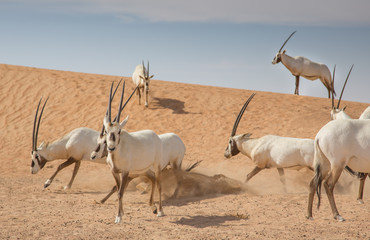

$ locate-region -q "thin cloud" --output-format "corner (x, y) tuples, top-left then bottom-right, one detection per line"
(7, 0), (370, 26)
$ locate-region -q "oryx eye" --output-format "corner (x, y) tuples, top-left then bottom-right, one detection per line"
(118, 130), (121, 135)
(31, 161), (35, 167)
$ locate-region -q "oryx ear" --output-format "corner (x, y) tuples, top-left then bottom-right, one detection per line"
(104, 115), (110, 127)
(343, 106), (347, 111)
(139, 75), (145, 80)
(282, 50), (286, 54)
(149, 75), (154, 79)
(39, 141), (49, 149)
(242, 133), (252, 139)
(119, 115), (129, 128)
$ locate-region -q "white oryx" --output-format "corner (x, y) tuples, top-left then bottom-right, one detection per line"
(30, 82), (123, 189)
(132, 61), (154, 107)
(307, 119), (370, 221)
(224, 93), (315, 187)
(272, 31), (334, 98)
(91, 130), (191, 204)
(329, 65), (370, 204)
(103, 81), (164, 223)
(31, 98), (107, 190)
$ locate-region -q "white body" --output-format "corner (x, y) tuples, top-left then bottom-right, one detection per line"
(158, 133), (186, 170)
(359, 106), (370, 119)
(236, 134), (314, 169)
(31, 127), (106, 189)
(307, 119), (370, 220)
(132, 64), (151, 107)
(273, 51), (333, 97)
(106, 129), (162, 175)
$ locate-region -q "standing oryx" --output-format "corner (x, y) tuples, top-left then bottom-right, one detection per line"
(307, 119), (370, 221)
(224, 93), (315, 188)
(31, 97), (107, 190)
(272, 31), (334, 98)
(132, 61), (154, 107)
(103, 81), (164, 223)
(329, 65), (370, 204)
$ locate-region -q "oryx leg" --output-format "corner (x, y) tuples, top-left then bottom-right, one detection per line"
(137, 87), (142, 105)
(44, 157), (76, 188)
(115, 171), (129, 224)
(145, 89), (149, 107)
(357, 173), (368, 204)
(277, 168), (287, 192)
(100, 185), (117, 204)
(143, 171), (157, 213)
(64, 160), (81, 190)
(100, 176), (134, 204)
(155, 168), (164, 217)
(295, 75), (300, 95)
(245, 166), (263, 183)
(323, 167), (345, 221)
(306, 176), (317, 220)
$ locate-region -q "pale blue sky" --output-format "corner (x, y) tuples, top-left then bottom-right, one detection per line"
(1, 0), (370, 103)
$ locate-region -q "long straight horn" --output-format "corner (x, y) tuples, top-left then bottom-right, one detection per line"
(32, 98), (43, 151)
(101, 79), (122, 135)
(34, 97), (49, 150)
(120, 85), (139, 112)
(116, 81), (125, 123)
(231, 93), (256, 137)
(331, 65), (336, 109)
(278, 31), (296, 53)
(337, 64), (354, 109)
(147, 61), (150, 78)
(107, 82), (114, 123)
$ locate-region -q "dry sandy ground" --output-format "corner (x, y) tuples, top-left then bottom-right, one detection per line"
(0, 64), (369, 239)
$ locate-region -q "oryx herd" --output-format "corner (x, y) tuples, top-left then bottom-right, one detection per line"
(30, 32), (369, 223)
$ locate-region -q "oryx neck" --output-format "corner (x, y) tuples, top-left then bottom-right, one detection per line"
(238, 137), (258, 159)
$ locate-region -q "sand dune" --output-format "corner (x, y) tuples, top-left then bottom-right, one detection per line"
(0, 64), (369, 239)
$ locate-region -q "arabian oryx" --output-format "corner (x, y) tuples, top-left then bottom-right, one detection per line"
(224, 93), (315, 189)
(30, 81), (124, 189)
(102, 81), (164, 223)
(132, 61), (154, 107)
(329, 65), (370, 204)
(272, 31), (335, 98)
(307, 119), (370, 221)
(31, 97), (108, 190)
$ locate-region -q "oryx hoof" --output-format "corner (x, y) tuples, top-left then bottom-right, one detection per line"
(152, 206), (158, 214)
(306, 216), (314, 221)
(115, 216), (122, 224)
(63, 185), (71, 190)
(157, 210), (165, 217)
(357, 199), (364, 204)
(334, 215), (345, 222)
(44, 179), (51, 188)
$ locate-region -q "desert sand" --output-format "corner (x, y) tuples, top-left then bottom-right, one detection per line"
(0, 63), (369, 239)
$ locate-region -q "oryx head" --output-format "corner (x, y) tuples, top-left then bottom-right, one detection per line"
(330, 65), (353, 120)
(224, 93), (256, 159)
(103, 81), (137, 153)
(31, 97), (49, 174)
(272, 31), (296, 64)
(91, 79), (123, 160)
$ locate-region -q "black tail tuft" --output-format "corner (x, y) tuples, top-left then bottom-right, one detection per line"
(185, 160), (202, 172)
(315, 164), (323, 210)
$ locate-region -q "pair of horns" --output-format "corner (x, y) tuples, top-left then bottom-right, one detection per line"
(278, 31), (296, 53)
(231, 93), (256, 137)
(32, 97), (49, 151)
(142, 60), (150, 78)
(331, 65), (354, 109)
(106, 80), (138, 125)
